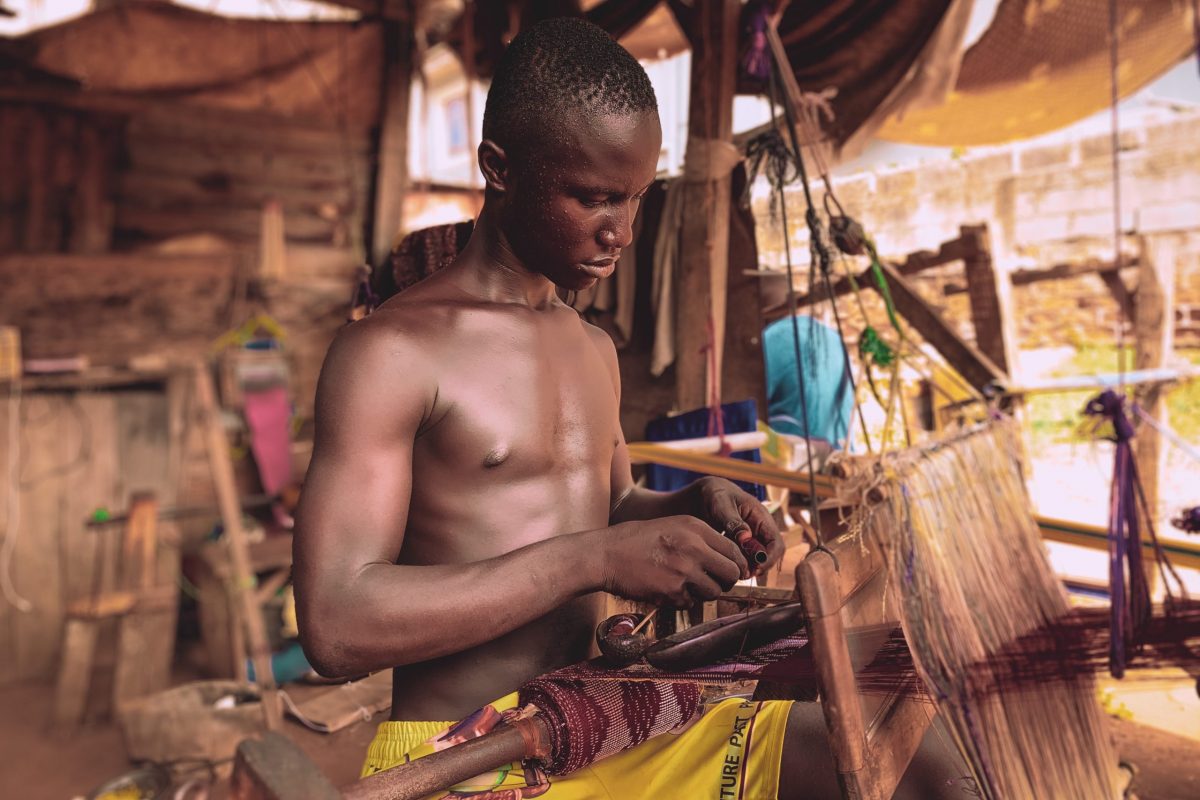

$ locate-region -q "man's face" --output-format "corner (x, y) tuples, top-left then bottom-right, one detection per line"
(500, 110), (662, 291)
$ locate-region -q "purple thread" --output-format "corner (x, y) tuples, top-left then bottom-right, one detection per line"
(740, 1), (772, 82)
(1084, 389), (1152, 677)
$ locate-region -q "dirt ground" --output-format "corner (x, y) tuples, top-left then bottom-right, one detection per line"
(2, 677), (1198, 800)
(0, 679), (376, 800)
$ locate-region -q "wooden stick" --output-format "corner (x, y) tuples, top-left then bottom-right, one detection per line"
(651, 431), (767, 455)
(193, 361), (282, 730)
(343, 717), (550, 800)
(630, 610), (656, 636)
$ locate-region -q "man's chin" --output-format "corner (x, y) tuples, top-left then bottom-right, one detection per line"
(562, 275), (599, 295)
(549, 267), (603, 293)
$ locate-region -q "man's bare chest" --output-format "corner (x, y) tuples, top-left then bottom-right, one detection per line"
(415, 331), (619, 477)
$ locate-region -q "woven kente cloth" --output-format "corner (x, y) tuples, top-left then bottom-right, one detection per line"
(517, 631), (810, 775)
(518, 678), (701, 775)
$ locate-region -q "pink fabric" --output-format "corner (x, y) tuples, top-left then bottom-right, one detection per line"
(243, 387), (293, 495)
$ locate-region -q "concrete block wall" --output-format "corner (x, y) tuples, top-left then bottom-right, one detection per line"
(753, 109), (1200, 352)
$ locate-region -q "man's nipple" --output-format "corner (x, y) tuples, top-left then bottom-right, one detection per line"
(482, 446), (511, 468)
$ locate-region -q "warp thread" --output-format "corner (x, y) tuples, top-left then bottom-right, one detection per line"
(855, 419), (1122, 799)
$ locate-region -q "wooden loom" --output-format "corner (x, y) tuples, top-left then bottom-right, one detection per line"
(228, 419), (1176, 800)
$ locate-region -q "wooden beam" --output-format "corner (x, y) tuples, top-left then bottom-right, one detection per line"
(1037, 515), (1200, 572)
(370, 16), (415, 268)
(942, 256), (1140, 296)
(785, 234), (974, 310)
(1098, 269), (1136, 323)
(959, 224), (1014, 378)
(626, 441), (1200, 569)
(674, 0), (739, 412)
(1133, 235), (1177, 536)
(872, 260), (1008, 393)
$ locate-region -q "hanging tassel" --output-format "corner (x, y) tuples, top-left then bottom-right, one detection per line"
(1084, 389), (1152, 678)
(740, 1), (773, 83)
(1173, 506), (1200, 535)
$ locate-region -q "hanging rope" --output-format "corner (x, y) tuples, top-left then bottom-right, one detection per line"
(756, 68), (825, 543)
(1107, 0), (1128, 387)
(701, 315), (731, 457)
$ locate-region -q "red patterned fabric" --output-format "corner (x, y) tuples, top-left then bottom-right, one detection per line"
(518, 678), (701, 775)
(516, 632), (812, 775)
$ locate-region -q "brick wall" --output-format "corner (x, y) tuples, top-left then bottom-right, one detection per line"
(754, 109), (1200, 351)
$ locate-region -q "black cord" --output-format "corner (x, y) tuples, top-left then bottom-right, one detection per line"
(765, 63), (823, 543)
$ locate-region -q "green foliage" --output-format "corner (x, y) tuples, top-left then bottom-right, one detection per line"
(1026, 346), (1200, 450)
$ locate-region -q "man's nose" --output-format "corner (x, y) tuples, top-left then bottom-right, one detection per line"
(598, 205), (636, 250)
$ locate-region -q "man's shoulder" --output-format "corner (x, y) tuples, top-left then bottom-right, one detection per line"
(320, 305), (445, 396)
(578, 316), (617, 354)
(332, 307), (428, 359)
(576, 317), (620, 392)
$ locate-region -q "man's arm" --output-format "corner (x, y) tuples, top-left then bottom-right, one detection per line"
(294, 319), (748, 677)
(294, 320), (598, 677)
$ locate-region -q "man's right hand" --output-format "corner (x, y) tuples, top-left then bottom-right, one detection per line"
(593, 516), (750, 608)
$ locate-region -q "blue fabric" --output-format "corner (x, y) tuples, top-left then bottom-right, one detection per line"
(644, 400), (766, 501)
(762, 315), (852, 448)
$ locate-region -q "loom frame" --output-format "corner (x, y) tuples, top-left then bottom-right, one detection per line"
(796, 534), (934, 800)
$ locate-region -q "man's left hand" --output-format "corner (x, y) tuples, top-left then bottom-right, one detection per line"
(691, 477), (784, 577)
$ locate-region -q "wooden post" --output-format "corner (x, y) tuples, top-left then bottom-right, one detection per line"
(724, 165), (768, 415)
(960, 224), (1015, 380)
(873, 261), (1008, 394)
(1133, 235), (1177, 533)
(25, 110), (49, 251)
(370, 16), (416, 268)
(674, 0), (739, 412)
(70, 122), (113, 254)
(193, 362), (282, 729)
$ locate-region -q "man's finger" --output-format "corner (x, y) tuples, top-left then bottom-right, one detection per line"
(710, 490), (749, 536)
(685, 573), (724, 603)
(700, 526), (750, 580)
(741, 500), (785, 568)
(697, 546), (742, 590)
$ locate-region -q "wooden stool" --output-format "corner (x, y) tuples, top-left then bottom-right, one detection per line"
(53, 493), (179, 727)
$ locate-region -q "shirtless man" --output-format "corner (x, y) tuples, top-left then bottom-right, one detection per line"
(295, 18), (964, 799)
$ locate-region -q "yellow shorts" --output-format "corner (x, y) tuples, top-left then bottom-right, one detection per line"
(361, 693), (793, 800)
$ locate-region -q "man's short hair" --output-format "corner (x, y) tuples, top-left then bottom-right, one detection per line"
(482, 16), (658, 157)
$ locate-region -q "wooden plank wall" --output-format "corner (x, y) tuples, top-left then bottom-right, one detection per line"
(1, 95), (371, 422)
(0, 104), (122, 254)
(116, 105), (371, 252)
(0, 253), (240, 365)
(0, 379), (184, 686)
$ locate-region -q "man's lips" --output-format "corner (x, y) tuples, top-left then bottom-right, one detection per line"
(579, 257), (617, 277)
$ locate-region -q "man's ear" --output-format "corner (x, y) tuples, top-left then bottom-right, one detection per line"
(478, 139), (509, 193)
